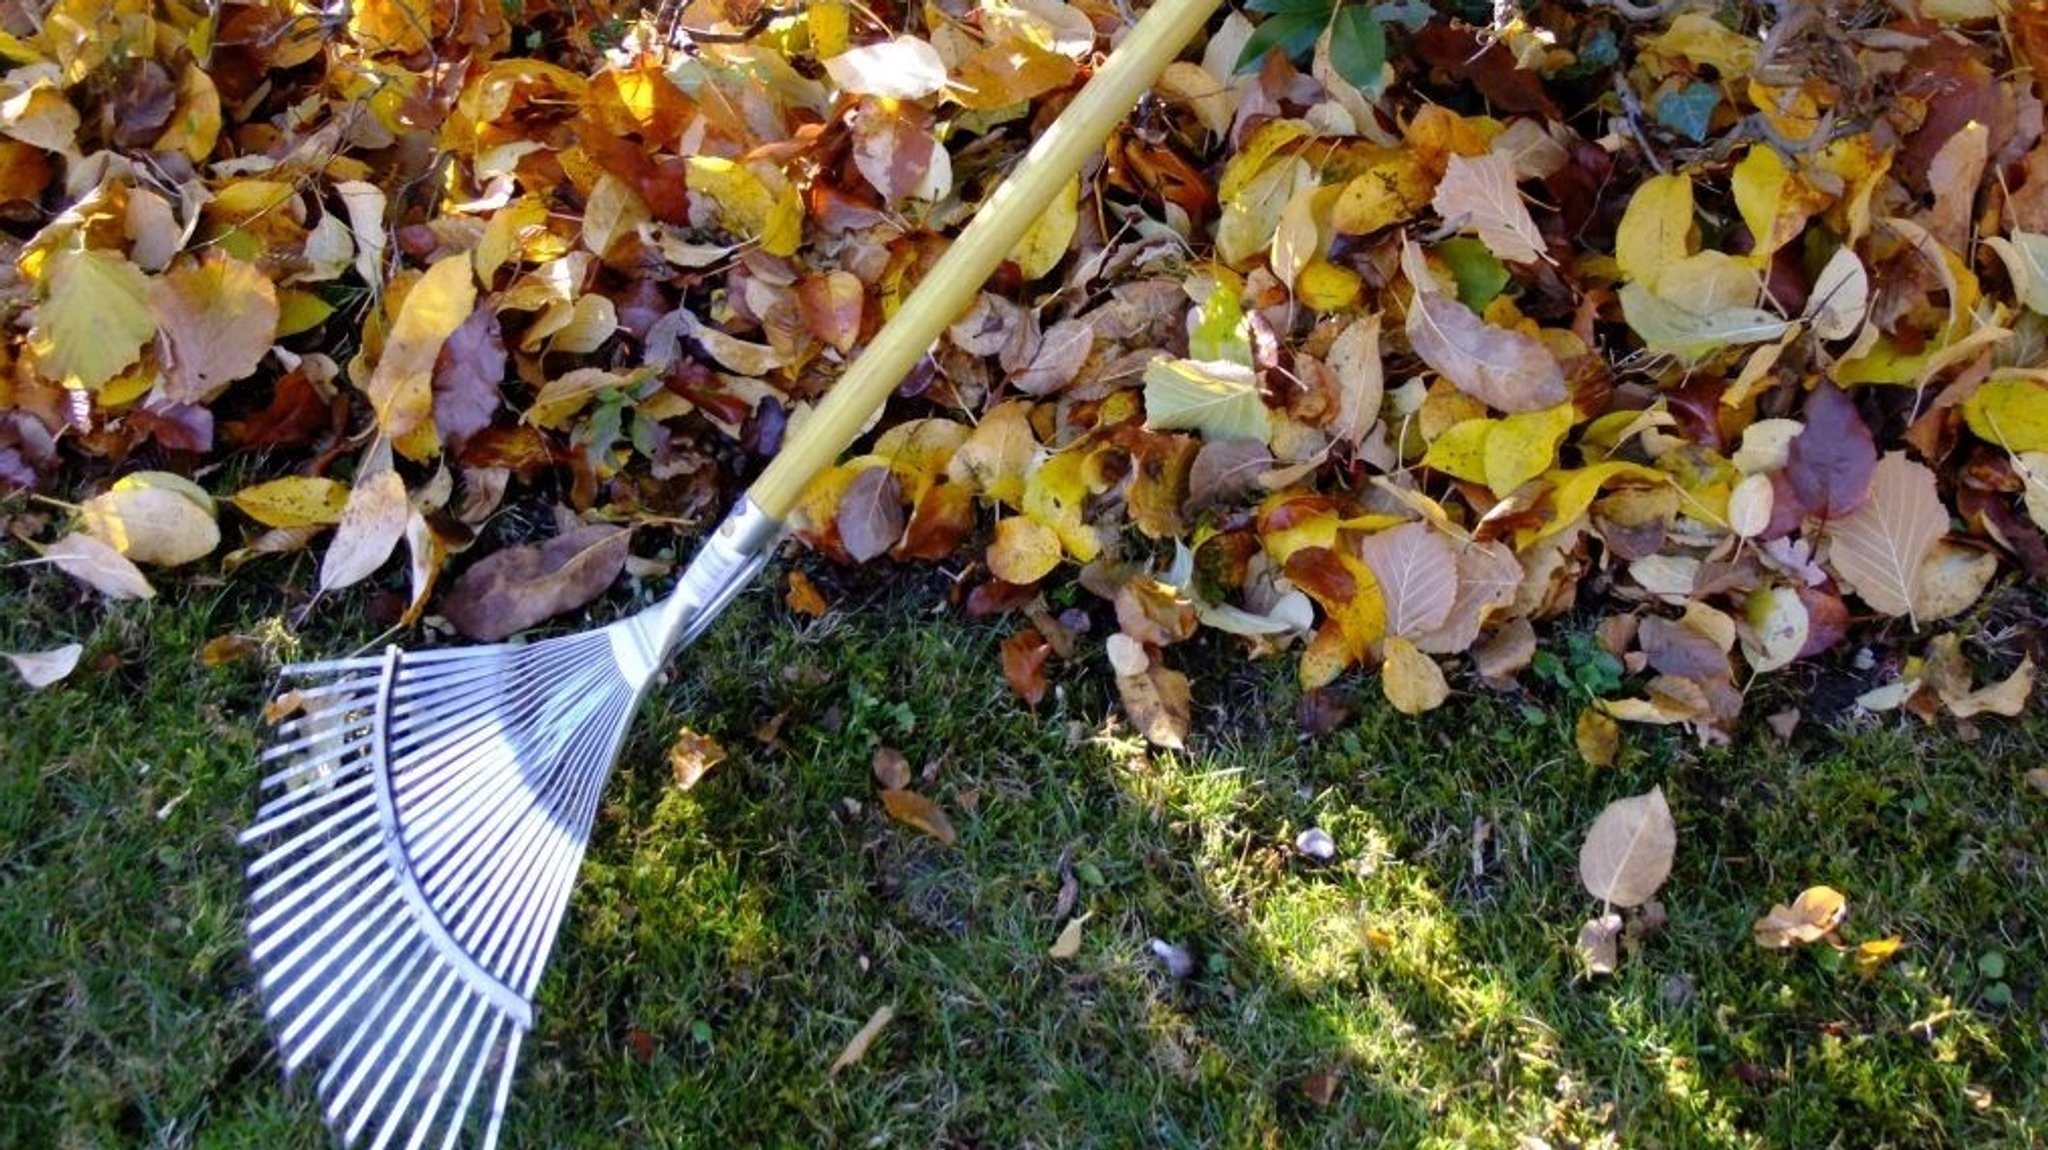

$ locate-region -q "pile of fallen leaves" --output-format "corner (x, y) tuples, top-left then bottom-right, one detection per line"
(1, 0), (2043, 751)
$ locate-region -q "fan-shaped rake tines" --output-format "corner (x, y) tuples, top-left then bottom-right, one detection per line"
(241, 624), (656, 1149)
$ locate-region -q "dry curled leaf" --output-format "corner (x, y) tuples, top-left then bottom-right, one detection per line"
(44, 533), (156, 600)
(669, 726), (726, 790)
(1753, 885), (1849, 949)
(828, 1005), (895, 1077)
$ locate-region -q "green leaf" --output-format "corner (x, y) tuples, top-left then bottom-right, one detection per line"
(1434, 237), (1510, 310)
(1190, 286), (1253, 365)
(1329, 5), (1388, 96)
(1234, 11), (1325, 73)
(1143, 356), (1273, 443)
(1655, 81), (1719, 143)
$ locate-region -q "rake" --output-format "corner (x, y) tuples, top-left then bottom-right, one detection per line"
(239, 0), (1222, 1144)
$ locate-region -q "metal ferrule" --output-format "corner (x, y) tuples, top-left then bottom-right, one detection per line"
(611, 496), (783, 682)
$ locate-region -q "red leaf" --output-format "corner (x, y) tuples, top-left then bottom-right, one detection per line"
(1786, 382), (1876, 522)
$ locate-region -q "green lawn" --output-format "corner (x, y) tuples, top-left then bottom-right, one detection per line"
(1, 549), (2043, 1148)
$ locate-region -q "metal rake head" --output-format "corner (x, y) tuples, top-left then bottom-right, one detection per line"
(241, 626), (653, 1148)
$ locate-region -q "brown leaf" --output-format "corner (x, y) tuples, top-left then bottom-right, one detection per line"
(1402, 242), (1566, 413)
(836, 466), (905, 563)
(880, 788), (958, 845)
(1825, 452), (1948, 622)
(872, 745), (912, 791)
(320, 470), (409, 592)
(1578, 787), (1677, 909)
(669, 726), (727, 790)
(1753, 885), (1848, 948)
(148, 253), (279, 405)
(1356, 522), (1459, 639)
(442, 523), (631, 641)
(432, 306), (506, 451)
(1430, 152), (1546, 264)
(1116, 660), (1191, 750)
(1000, 627), (1053, 708)
(1577, 912), (1623, 976)
(1786, 382), (1876, 522)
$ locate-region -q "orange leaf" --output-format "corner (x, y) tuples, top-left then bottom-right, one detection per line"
(880, 788), (958, 845)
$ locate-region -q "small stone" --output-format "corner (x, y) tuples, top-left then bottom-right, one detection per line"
(1149, 938), (1194, 979)
(1295, 826), (1336, 861)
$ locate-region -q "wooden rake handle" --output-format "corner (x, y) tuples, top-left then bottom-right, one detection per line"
(743, 0), (1223, 520)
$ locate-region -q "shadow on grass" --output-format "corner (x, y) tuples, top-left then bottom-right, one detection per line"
(1, 547), (2042, 1148)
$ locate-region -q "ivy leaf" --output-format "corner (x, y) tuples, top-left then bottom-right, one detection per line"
(1327, 5), (1388, 96)
(1143, 357), (1273, 443)
(1234, 11), (1326, 73)
(1655, 80), (1720, 143)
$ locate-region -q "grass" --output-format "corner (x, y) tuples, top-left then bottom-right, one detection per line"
(1, 545), (2044, 1149)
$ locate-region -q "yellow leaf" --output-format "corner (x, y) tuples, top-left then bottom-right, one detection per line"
(880, 788), (958, 845)
(1644, 11), (1759, 74)
(1962, 376), (2048, 453)
(1381, 635), (1449, 715)
(29, 247), (156, 390)
(153, 64), (220, 162)
(1330, 150), (1434, 235)
(1296, 258), (1362, 311)
(476, 198), (550, 284)
(1576, 707), (1620, 766)
(1852, 936), (1904, 978)
(350, 0), (441, 54)
(1424, 401), (1575, 498)
(275, 289), (335, 337)
(365, 255), (475, 446)
(685, 155), (803, 257)
(1217, 119), (1313, 204)
(1731, 144), (1822, 265)
(1521, 461), (1667, 546)
(1216, 156), (1316, 270)
(1753, 886), (1848, 949)
(1614, 173), (1694, 289)
(668, 726), (727, 790)
(1009, 176), (1078, 281)
(809, 0), (851, 58)
(1022, 448), (1104, 562)
(229, 476), (351, 529)
(987, 516), (1062, 584)
(947, 400), (1039, 507)
(78, 471), (220, 567)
